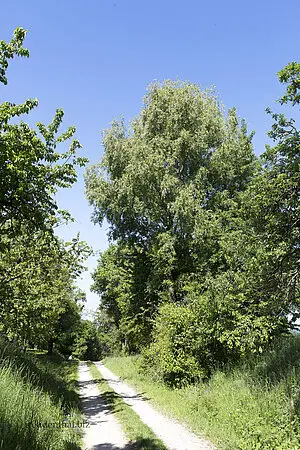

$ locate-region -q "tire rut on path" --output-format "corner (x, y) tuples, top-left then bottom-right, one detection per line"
(94, 362), (215, 450)
(78, 362), (129, 450)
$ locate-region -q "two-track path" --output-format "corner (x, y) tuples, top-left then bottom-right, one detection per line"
(78, 361), (215, 450)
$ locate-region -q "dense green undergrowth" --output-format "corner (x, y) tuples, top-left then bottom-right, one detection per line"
(104, 333), (300, 450)
(0, 338), (82, 450)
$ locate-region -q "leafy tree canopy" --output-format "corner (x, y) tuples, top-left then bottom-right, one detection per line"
(0, 28), (88, 247)
(86, 81), (256, 355)
(0, 28), (90, 352)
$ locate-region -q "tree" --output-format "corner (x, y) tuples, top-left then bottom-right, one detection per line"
(86, 81), (256, 354)
(87, 63), (300, 385)
(91, 242), (153, 352)
(241, 61), (300, 331)
(72, 320), (102, 361)
(0, 28), (90, 349)
(0, 28), (87, 247)
(95, 308), (122, 356)
(54, 289), (85, 356)
(0, 230), (91, 350)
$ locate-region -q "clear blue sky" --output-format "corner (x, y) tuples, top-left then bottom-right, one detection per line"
(1, 0), (299, 313)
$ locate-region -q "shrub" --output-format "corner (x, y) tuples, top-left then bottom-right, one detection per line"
(142, 303), (206, 386)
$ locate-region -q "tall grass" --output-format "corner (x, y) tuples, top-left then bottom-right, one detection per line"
(0, 338), (82, 450)
(104, 333), (300, 450)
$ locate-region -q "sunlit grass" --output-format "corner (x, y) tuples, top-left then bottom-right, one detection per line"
(104, 334), (300, 450)
(0, 339), (83, 450)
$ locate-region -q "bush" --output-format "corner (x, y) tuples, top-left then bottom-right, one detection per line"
(143, 287), (248, 387)
(142, 303), (206, 386)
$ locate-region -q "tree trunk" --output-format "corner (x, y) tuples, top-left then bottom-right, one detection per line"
(47, 339), (54, 355)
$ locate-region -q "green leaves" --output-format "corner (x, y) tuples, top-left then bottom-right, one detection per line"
(0, 27), (29, 85)
(0, 230), (91, 346)
(277, 62), (300, 106)
(87, 79), (256, 360)
(245, 59), (300, 333)
(0, 31), (88, 242)
(86, 48), (300, 382)
(0, 28), (90, 351)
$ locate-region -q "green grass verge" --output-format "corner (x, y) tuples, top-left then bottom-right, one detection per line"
(88, 362), (167, 450)
(104, 334), (300, 450)
(0, 339), (83, 450)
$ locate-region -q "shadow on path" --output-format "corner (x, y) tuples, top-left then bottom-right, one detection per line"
(99, 377), (151, 402)
(80, 378), (123, 422)
(88, 437), (166, 449)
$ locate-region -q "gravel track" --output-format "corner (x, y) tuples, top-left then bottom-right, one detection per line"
(93, 362), (215, 450)
(78, 362), (129, 450)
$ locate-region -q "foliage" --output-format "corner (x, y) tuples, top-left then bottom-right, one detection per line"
(143, 294), (244, 386)
(54, 289), (85, 357)
(87, 59), (300, 384)
(95, 309), (123, 356)
(72, 320), (102, 361)
(86, 81), (256, 360)
(0, 28), (90, 352)
(0, 29), (87, 243)
(0, 27), (29, 85)
(0, 232), (90, 350)
(142, 303), (203, 385)
(91, 243), (153, 352)
(242, 61), (300, 331)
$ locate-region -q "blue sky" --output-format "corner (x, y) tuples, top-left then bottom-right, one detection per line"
(1, 0), (299, 313)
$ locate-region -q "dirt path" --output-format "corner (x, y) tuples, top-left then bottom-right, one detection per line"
(78, 362), (129, 450)
(93, 362), (215, 450)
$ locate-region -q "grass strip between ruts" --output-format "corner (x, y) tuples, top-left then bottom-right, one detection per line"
(88, 362), (167, 450)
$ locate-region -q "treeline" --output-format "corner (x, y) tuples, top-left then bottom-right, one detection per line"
(0, 28), (91, 356)
(86, 64), (300, 384)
